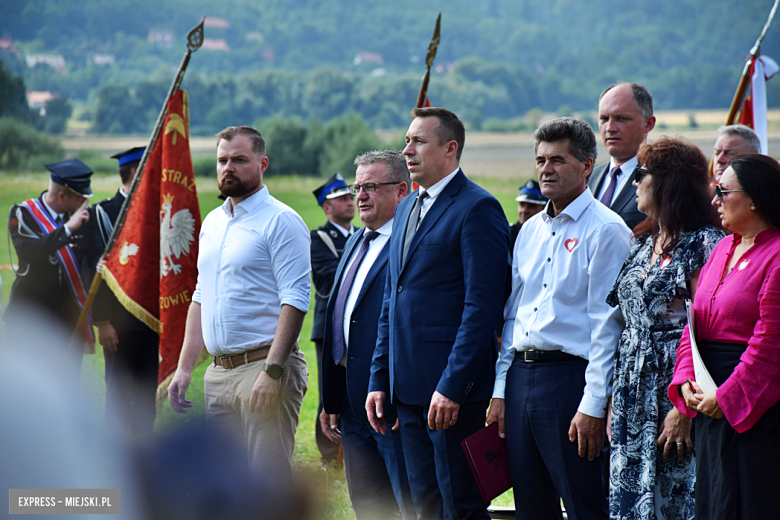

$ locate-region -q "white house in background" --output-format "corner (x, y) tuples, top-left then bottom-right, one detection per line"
(204, 17), (230, 29)
(353, 52), (384, 66)
(25, 55), (66, 72)
(202, 38), (230, 51)
(27, 91), (54, 115)
(0, 38), (18, 53)
(89, 54), (116, 66)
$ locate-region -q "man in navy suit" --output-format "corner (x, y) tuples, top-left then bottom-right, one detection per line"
(588, 83), (656, 230)
(319, 150), (415, 520)
(366, 107), (510, 520)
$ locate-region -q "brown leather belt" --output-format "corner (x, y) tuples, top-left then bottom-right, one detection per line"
(213, 345), (271, 369)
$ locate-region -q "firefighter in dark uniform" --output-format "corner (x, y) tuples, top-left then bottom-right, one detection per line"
(509, 179), (548, 251)
(4, 160), (95, 367)
(311, 172), (355, 463)
(90, 147), (160, 441)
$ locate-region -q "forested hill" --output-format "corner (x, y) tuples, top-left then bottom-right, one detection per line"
(1, 0), (778, 132)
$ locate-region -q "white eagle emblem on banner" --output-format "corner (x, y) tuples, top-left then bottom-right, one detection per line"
(160, 193), (196, 277)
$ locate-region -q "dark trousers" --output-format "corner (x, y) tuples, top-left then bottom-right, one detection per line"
(504, 356), (607, 520)
(103, 327), (159, 441)
(341, 397), (416, 520)
(695, 399), (780, 519)
(314, 339), (340, 462)
(395, 399), (489, 520)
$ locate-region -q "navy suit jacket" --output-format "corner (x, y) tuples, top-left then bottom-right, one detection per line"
(368, 170), (510, 406)
(321, 226), (395, 423)
(587, 162), (645, 231)
(310, 220), (351, 341)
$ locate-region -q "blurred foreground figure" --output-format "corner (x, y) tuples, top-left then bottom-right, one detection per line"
(0, 305), (143, 519)
(137, 421), (312, 520)
(168, 126), (311, 478)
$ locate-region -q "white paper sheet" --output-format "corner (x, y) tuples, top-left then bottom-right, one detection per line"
(685, 299), (718, 394)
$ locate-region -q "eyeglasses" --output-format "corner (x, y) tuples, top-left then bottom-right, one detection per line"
(349, 182), (401, 195)
(714, 184), (744, 202)
(635, 167), (652, 184)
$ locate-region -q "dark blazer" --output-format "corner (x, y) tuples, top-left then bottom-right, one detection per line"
(321, 227), (394, 422)
(310, 221), (351, 341)
(588, 162), (645, 231)
(368, 170), (510, 406)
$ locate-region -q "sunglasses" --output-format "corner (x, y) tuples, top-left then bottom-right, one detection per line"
(635, 167), (652, 184)
(714, 184), (744, 203)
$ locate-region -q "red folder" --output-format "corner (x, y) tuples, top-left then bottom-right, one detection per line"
(461, 422), (513, 504)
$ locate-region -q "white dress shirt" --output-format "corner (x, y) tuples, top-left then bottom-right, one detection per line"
(41, 193), (69, 235)
(418, 167), (460, 222)
(596, 156), (638, 206)
(330, 220), (354, 238)
(493, 188), (631, 417)
(342, 219), (393, 350)
(193, 187), (311, 356)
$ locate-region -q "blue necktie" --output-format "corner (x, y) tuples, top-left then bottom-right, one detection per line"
(332, 230), (380, 364)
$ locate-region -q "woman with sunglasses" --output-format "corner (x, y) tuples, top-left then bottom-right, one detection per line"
(607, 137), (723, 520)
(669, 154), (780, 519)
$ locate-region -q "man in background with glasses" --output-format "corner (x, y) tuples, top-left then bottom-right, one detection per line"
(319, 150), (415, 520)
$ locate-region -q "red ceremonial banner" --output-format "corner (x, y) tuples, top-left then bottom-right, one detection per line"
(102, 89), (201, 383)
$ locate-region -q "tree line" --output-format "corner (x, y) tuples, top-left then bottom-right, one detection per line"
(1, 0), (777, 133)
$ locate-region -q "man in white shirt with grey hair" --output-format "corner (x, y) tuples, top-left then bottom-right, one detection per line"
(168, 125), (311, 478)
(488, 117), (631, 520)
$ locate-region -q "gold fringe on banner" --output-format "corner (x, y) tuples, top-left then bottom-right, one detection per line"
(102, 266), (163, 333)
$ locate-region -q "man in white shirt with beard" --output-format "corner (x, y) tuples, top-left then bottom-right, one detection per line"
(168, 126), (311, 478)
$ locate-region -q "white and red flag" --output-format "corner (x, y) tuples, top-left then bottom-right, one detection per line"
(739, 54), (779, 154)
(101, 89), (201, 384)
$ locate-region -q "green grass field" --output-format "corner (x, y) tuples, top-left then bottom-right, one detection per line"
(0, 172), (526, 517)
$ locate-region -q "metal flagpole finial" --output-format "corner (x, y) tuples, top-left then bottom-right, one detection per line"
(187, 17), (206, 52)
(425, 13), (442, 69)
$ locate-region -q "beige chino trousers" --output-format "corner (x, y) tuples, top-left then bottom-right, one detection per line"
(204, 347), (308, 478)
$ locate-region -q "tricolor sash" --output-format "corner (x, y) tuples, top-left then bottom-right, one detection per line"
(20, 198), (94, 344)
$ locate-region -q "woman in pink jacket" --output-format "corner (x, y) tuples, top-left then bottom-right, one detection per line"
(669, 154), (780, 520)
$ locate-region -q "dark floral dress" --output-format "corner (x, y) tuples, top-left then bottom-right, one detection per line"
(606, 226), (723, 520)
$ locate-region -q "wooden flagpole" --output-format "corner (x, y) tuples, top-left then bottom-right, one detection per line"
(71, 18), (206, 345)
